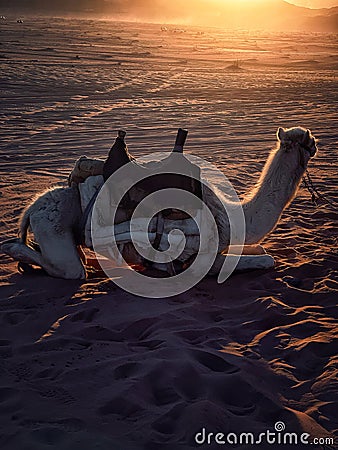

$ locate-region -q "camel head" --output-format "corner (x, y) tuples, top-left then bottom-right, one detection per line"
(277, 127), (318, 169)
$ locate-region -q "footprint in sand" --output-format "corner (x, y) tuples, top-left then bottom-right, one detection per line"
(208, 375), (259, 409)
(98, 396), (143, 419)
(113, 362), (142, 380)
(174, 364), (205, 400)
(120, 317), (157, 341)
(21, 417), (84, 433)
(36, 386), (76, 405)
(30, 427), (67, 446)
(2, 311), (27, 325)
(5, 362), (33, 381)
(151, 382), (181, 407)
(192, 350), (239, 374)
(151, 403), (185, 435)
(129, 339), (164, 350)
(69, 307), (99, 323)
(34, 367), (63, 380)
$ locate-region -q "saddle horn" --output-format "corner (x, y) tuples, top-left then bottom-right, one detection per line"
(172, 128), (188, 153)
(102, 129), (132, 181)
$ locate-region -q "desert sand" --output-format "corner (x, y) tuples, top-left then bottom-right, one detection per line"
(0, 15), (337, 450)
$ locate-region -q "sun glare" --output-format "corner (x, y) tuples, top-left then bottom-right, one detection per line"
(204, 0), (280, 10)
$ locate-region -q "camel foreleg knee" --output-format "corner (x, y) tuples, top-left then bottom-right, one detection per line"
(1, 238), (44, 267)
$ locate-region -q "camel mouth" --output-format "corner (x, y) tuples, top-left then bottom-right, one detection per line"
(307, 143), (318, 157)
(301, 140), (317, 158)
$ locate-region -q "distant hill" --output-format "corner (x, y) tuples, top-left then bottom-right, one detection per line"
(0, 0), (112, 14)
(0, 0), (337, 31)
(303, 11), (338, 31)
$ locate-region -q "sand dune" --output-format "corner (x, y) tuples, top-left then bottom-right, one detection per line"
(0, 17), (337, 450)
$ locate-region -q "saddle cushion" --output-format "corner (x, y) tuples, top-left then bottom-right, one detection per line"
(69, 156), (104, 186)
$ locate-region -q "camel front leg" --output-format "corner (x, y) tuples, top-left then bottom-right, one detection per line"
(1, 237), (86, 279)
(1, 238), (44, 267)
(223, 244), (267, 256)
(37, 235), (86, 279)
(209, 252), (275, 277)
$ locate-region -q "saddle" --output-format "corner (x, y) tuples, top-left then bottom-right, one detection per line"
(70, 129), (204, 248)
(71, 130), (205, 272)
(102, 129), (203, 215)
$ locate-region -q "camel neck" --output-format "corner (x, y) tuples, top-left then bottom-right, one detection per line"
(242, 144), (303, 244)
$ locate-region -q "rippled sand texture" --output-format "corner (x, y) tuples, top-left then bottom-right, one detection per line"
(0, 17), (337, 450)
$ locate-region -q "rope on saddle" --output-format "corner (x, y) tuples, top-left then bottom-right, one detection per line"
(77, 188), (100, 246)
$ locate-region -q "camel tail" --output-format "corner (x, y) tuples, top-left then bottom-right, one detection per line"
(19, 207), (31, 244)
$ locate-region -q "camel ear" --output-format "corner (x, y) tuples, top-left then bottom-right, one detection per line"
(302, 129), (311, 145)
(277, 127), (286, 141)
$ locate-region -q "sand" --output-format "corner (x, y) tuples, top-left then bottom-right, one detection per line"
(0, 15), (337, 450)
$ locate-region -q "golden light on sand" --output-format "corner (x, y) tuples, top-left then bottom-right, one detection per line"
(211, 0), (338, 4)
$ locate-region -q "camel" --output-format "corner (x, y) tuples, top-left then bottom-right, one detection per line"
(1, 127), (317, 280)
